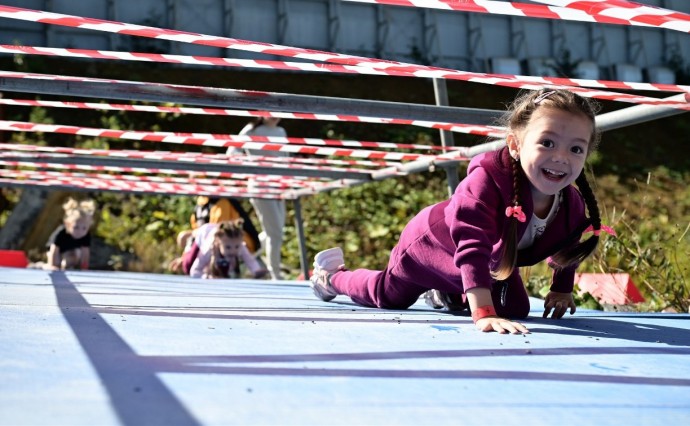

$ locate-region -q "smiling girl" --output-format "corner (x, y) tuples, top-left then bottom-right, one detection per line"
(309, 89), (605, 334)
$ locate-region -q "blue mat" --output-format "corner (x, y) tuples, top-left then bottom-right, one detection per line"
(1, 267), (689, 425)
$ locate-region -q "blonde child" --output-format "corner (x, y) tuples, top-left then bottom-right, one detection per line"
(45, 198), (96, 270)
(310, 89), (606, 334)
(189, 219), (268, 279)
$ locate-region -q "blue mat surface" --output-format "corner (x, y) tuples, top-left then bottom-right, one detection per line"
(1, 267), (689, 425)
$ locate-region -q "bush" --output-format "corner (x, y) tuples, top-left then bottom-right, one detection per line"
(583, 168), (690, 312)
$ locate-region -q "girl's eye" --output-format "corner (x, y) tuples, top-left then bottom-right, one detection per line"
(541, 139), (555, 148)
(571, 146), (585, 154)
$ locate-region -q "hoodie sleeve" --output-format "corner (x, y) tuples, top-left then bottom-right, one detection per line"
(551, 264), (578, 293)
(190, 245), (212, 278)
(449, 163), (508, 291)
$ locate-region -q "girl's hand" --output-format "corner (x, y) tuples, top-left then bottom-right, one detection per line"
(475, 316), (530, 334)
(543, 291), (576, 319)
(168, 257), (183, 273)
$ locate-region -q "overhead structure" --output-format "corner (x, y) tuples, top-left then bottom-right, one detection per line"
(0, 1), (688, 277)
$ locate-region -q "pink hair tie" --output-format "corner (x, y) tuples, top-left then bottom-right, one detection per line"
(583, 224), (617, 237)
(505, 205), (527, 223)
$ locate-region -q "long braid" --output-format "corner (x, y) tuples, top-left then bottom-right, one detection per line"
(492, 156), (521, 280)
(551, 171), (601, 266)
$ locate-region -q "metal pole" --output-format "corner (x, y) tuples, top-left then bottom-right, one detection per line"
(0, 73), (502, 125)
(432, 78), (460, 196)
(0, 155), (370, 181)
(595, 93), (689, 131)
(427, 92), (690, 161)
(292, 197), (310, 280)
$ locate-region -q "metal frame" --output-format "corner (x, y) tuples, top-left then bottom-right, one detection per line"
(0, 75), (501, 125)
(0, 78), (687, 280)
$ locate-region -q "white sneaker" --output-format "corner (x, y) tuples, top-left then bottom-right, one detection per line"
(423, 289), (469, 311)
(309, 247), (345, 302)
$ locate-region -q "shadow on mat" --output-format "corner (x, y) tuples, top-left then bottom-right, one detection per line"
(50, 271), (201, 426)
(51, 268), (690, 424)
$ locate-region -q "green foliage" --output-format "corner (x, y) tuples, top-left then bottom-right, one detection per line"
(573, 286), (605, 311)
(283, 170), (450, 272)
(525, 167), (690, 313)
(281, 117), (453, 273)
(96, 193), (194, 272)
(0, 189), (20, 228)
(522, 266), (602, 311)
(0, 81), (195, 272)
(580, 168), (690, 312)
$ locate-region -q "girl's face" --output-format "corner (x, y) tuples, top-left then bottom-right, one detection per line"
(508, 107), (592, 200)
(216, 235), (243, 258)
(66, 217), (91, 239)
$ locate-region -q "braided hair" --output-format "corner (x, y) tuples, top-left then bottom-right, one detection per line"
(492, 88), (602, 280)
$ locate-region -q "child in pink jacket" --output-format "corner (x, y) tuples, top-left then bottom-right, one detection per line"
(190, 220), (267, 279)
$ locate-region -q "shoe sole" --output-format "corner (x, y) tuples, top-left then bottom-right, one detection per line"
(309, 278), (336, 302)
(313, 247), (344, 271)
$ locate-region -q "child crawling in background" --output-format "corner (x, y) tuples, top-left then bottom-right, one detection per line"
(45, 198), (96, 270)
(190, 219), (268, 279)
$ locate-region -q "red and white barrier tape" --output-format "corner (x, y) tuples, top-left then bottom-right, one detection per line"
(0, 168), (290, 194)
(344, 0), (690, 32)
(2, 44), (689, 109)
(1, 6), (689, 109)
(0, 120), (460, 162)
(2, 71), (688, 124)
(534, 0), (690, 29)
(0, 173), (284, 199)
(0, 143), (398, 170)
(0, 160), (318, 190)
(0, 97), (504, 142)
(0, 4), (486, 69)
(0, 91), (505, 138)
(0, 150), (397, 182)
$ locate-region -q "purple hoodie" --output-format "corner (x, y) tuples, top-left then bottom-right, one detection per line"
(391, 146), (588, 294)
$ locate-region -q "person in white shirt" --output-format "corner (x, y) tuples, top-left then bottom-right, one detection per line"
(228, 116), (289, 280)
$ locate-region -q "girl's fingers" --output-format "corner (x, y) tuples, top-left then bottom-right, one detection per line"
(544, 300), (571, 319)
(492, 322), (509, 334)
(477, 317), (529, 334)
(491, 319), (529, 334)
(542, 306), (552, 318)
(514, 322), (530, 334)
